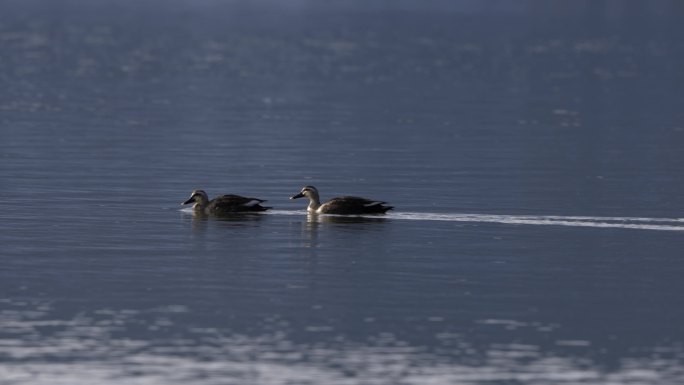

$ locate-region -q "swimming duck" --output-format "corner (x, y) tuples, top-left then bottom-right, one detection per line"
(290, 185), (393, 215)
(182, 189), (270, 214)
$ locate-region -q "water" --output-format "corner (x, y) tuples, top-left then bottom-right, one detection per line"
(1, 1), (684, 383)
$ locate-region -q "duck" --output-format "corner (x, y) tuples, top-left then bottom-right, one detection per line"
(182, 189), (270, 215)
(290, 185), (393, 215)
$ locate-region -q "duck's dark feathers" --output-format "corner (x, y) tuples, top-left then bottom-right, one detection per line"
(183, 190), (271, 215)
(208, 194), (271, 214)
(319, 196), (393, 215)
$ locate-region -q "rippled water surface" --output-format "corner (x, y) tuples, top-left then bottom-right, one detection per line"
(1, 1), (684, 384)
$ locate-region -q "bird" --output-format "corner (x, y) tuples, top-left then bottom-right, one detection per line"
(181, 189), (270, 215)
(290, 185), (393, 215)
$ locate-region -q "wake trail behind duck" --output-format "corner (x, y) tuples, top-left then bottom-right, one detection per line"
(388, 212), (684, 232)
(267, 210), (684, 231)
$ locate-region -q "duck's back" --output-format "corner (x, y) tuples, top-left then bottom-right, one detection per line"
(208, 194), (270, 213)
(319, 196), (393, 215)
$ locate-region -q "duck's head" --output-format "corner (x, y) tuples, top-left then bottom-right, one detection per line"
(290, 185), (318, 200)
(182, 189), (209, 206)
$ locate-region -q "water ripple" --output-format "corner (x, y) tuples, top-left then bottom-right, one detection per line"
(267, 210), (684, 232)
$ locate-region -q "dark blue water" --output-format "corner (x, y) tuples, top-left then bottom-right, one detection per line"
(1, 1), (683, 383)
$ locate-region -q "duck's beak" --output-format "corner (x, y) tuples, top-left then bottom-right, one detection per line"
(182, 197), (195, 205)
(290, 192), (304, 200)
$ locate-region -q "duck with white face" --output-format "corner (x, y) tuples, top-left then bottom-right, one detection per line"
(290, 185), (393, 215)
(182, 189), (270, 215)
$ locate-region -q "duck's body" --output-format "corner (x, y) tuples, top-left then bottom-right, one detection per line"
(182, 190), (270, 215)
(290, 185), (393, 215)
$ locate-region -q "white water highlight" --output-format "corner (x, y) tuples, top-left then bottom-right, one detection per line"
(267, 210), (684, 232)
(389, 212), (684, 231)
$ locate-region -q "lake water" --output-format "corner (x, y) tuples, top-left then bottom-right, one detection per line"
(1, 1), (683, 384)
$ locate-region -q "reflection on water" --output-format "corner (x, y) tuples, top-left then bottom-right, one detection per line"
(306, 213), (389, 225)
(1, 300), (682, 385)
(181, 209), (268, 223)
(180, 210), (268, 236)
(296, 212), (391, 248)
